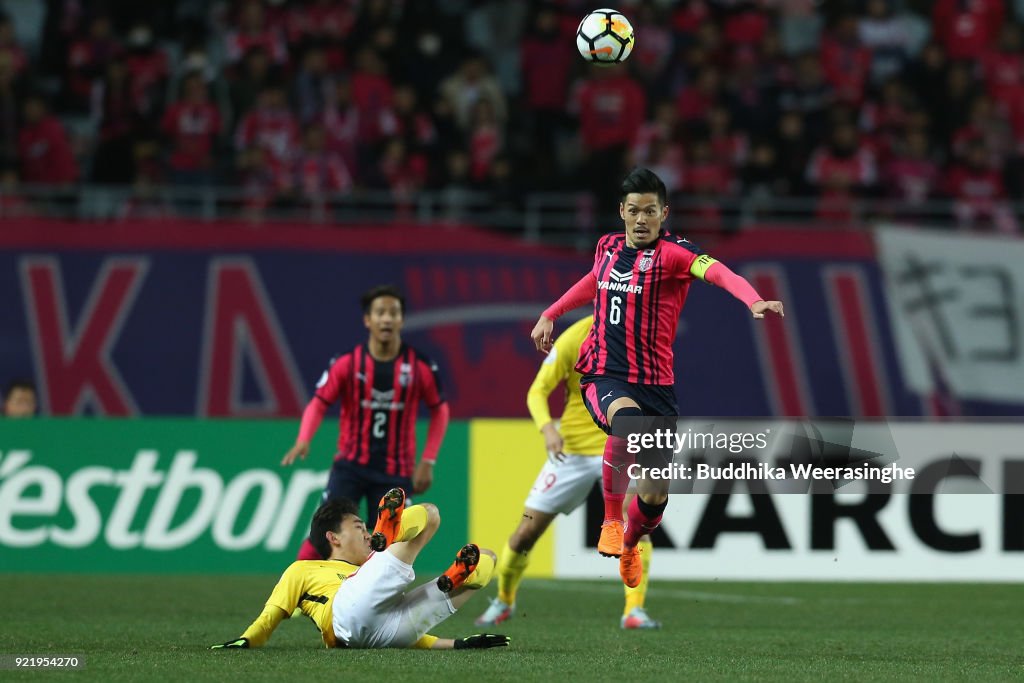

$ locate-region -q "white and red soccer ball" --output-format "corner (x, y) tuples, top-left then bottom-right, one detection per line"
(576, 8), (635, 67)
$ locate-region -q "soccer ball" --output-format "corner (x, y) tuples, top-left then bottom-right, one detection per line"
(576, 9), (634, 67)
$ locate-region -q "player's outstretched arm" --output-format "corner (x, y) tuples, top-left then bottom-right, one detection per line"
(750, 300), (785, 319)
(210, 606), (288, 649)
(692, 257), (784, 319)
(532, 272), (598, 352)
(420, 634), (511, 650)
(281, 398), (328, 466)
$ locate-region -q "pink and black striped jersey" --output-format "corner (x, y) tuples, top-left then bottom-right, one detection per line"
(313, 343), (444, 477)
(576, 230), (702, 385)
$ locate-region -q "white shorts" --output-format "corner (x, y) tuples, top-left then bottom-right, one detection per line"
(523, 454), (602, 515)
(332, 551), (455, 648)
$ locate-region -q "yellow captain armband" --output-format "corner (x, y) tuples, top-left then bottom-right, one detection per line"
(689, 254), (719, 281)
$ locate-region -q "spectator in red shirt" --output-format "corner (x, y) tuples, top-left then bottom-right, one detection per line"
(350, 47), (399, 146)
(123, 24), (169, 124)
(66, 14), (119, 112)
(943, 139), (1018, 233)
(724, 1), (769, 47)
(952, 94), (1012, 167)
(820, 14), (872, 105)
(883, 129), (940, 205)
(630, 2), (674, 89)
(291, 123), (353, 203)
(161, 71), (222, 185)
(367, 137), (428, 207)
(632, 101), (685, 193)
(708, 104), (749, 168)
(932, 0), (1004, 61)
(677, 66), (722, 123)
(806, 122), (877, 222)
(980, 23), (1024, 106)
(682, 137), (734, 229)
(520, 5), (572, 155)
(284, 0), (354, 67)
(572, 65), (646, 203)
(468, 97), (502, 183)
(235, 82), (299, 169)
(224, 0), (289, 68)
(317, 78), (360, 179)
(18, 94), (78, 185)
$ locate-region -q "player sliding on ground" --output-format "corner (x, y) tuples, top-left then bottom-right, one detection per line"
(530, 168), (784, 589)
(211, 490), (509, 650)
(476, 315), (659, 630)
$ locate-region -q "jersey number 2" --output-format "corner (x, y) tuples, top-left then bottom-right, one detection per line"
(609, 295), (623, 325)
(372, 412), (387, 439)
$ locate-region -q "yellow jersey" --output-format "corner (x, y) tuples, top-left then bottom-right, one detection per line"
(525, 315), (607, 455)
(244, 559), (359, 648)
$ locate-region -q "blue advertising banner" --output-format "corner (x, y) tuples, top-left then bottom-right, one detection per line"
(2, 220), (1019, 417)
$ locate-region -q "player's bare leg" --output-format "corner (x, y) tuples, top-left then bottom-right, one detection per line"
(599, 398), (642, 557)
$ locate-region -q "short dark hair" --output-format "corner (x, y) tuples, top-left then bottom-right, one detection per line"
(361, 285), (406, 314)
(4, 378), (36, 397)
(620, 168), (668, 208)
(310, 498), (360, 559)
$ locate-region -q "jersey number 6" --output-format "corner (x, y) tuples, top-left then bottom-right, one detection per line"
(609, 295), (623, 325)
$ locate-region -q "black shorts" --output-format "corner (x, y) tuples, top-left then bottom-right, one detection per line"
(579, 375), (680, 435)
(319, 459), (413, 527)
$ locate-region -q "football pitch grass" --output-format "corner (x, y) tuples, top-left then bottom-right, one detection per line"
(2, 575), (1021, 682)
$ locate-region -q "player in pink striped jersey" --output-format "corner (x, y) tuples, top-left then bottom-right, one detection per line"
(282, 285), (450, 561)
(530, 168), (784, 588)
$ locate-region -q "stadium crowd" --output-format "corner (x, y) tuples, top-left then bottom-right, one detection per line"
(0, 0), (1021, 229)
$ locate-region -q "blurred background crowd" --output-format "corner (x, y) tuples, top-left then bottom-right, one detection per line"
(0, 0), (1021, 232)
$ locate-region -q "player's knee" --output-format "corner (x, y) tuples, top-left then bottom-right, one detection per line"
(421, 503), (441, 529)
(610, 406), (643, 439)
(640, 492), (668, 506)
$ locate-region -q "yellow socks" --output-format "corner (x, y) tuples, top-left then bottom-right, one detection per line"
(465, 552), (496, 589)
(623, 539), (652, 615)
(496, 541), (530, 605)
(396, 504), (428, 543)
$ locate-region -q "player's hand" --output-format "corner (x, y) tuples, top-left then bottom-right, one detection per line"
(530, 315), (554, 353)
(281, 442), (310, 466)
(413, 460), (434, 494)
(750, 300), (784, 319)
(541, 423), (565, 463)
(210, 637), (249, 650)
(453, 633), (510, 650)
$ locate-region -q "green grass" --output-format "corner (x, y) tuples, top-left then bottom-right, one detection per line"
(1, 575), (1022, 682)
